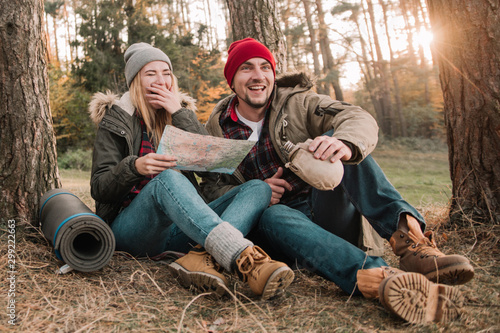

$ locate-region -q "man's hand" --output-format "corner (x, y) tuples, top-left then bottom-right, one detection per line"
(308, 135), (352, 163)
(135, 153), (177, 176)
(264, 167), (292, 206)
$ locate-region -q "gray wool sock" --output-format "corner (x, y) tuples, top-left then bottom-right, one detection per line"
(204, 222), (253, 272)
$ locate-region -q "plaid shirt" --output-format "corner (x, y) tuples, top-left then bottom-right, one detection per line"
(220, 97), (309, 203)
(122, 115), (156, 207)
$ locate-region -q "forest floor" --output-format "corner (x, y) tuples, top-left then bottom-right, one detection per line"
(1, 142), (499, 332)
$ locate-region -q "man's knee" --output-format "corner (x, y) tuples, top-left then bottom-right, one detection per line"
(243, 179), (272, 199)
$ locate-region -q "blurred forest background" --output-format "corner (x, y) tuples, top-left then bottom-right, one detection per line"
(45, 0), (444, 169)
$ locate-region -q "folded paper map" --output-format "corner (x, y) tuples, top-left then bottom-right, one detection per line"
(156, 125), (255, 174)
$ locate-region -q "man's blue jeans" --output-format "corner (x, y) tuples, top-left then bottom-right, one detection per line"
(258, 154), (424, 295)
(111, 169), (271, 257)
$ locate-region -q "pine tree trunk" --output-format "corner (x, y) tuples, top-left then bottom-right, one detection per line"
(301, 0), (321, 78)
(0, 0), (61, 224)
(63, 1), (73, 63)
(427, 0), (500, 224)
(399, 0), (416, 62)
(225, 0), (287, 73)
(282, 0), (294, 69)
(380, 0), (406, 137)
(366, 0), (394, 137)
(315, 0), (344, 101)
(355, 1), (384, 123)
(44, 12), (52, 64)
(52, 14), (60, 64)
(411, 0), (430, 104)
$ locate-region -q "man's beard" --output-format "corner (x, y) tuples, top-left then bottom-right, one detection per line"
(240, 89), (271, 109)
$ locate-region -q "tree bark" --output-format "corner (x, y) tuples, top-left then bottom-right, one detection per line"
(0, 0), (61, 224)
(427, 0), (500, 224)
(225, 0), (287, 73)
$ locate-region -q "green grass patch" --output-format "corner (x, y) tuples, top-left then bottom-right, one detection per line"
(372, 148), (451, 208)
(59, 168), (94, 211)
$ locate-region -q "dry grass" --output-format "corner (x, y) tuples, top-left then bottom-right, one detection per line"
(1, 171), (499, 332)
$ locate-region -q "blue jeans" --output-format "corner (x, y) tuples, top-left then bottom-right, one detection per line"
(111, 169), (271, 257)
(258, 154), (424, 295)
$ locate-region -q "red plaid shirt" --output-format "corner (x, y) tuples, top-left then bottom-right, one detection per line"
(220, 97), (309, 203)
(122, 116), (156, 207)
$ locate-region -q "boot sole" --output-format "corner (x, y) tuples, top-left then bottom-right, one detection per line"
(168, 262), (227, 297)
(261, 267), (295, 300)
(379, 272), (464, 324)
(422, 262), (474, 285)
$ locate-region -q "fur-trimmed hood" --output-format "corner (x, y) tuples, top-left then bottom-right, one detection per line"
(89, 91), (197, 125)
(275, 72), (316, 89)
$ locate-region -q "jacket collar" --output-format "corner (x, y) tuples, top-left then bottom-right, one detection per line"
(89, 91), (197, 126)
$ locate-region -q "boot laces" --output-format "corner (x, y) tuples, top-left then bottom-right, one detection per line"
(237, 247), (269, 280)
(382, 266), (401, 277)
(413, 233), (443, 258)
(203, 252), (223, 272)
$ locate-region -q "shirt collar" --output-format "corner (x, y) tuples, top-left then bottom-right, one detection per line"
(219, 96), (239, 126)
(220, 93), (275, 126)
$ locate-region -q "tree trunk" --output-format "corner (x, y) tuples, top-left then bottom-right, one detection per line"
(0, 0), (61, 224)
(380, 0), (407, 137)
(427, 0), (500, 224)
(411, 0), (430, 104)
(315, 0), (344, 101)
(366, 0), (394, 136)
(281, 0), (294, 70)
(52, 14), (60, 64)
(63, 1), (73, 63)
(399, 0), (416, 62)
(225, 0), (287, 73)
(44, 12), (52, 64)
(181, 0), (192, 35)
(301, 0), (321, 78)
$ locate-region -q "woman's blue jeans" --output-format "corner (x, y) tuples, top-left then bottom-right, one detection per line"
(258, 154), (424, 295)
(111, 169), (271, 257)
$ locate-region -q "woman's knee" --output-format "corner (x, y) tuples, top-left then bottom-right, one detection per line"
(157, 168), (182, 181)
(153, 169), (192, 190)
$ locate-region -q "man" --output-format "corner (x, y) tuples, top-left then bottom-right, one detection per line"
(196, 38), (473, 323)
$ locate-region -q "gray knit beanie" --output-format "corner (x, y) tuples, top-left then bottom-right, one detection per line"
(124, 42), (173, 87)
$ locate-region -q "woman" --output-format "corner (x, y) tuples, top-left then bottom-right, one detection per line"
(89, 42), (294, 299)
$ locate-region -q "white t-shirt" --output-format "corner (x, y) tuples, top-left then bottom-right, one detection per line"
(235, 106), (264, 142)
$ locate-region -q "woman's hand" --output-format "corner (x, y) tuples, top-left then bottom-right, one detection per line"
(135, 153), (177, 176)
(145, 83), (182, 114)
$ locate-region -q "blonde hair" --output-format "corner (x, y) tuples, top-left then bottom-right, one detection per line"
(129, 71), (180, 148)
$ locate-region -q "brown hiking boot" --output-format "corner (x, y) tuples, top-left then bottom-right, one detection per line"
(391, 216), (474, 285)
(357, 266), (404, 298)
(236, 246), (294, 300)
(379, 272), (464, 324)
(168, 245), (228, 297)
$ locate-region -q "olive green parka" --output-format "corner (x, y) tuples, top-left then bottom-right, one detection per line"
(89, 91), (206, 223)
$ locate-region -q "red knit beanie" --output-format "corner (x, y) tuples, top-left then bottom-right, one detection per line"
(224, 38), (276, 87)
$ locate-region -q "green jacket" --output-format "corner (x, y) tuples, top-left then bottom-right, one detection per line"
(89, 91), (206, 223)
(201, 72), (379, 203)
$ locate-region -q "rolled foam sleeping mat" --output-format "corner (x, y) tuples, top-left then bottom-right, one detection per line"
(39, 189), (115, 272)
